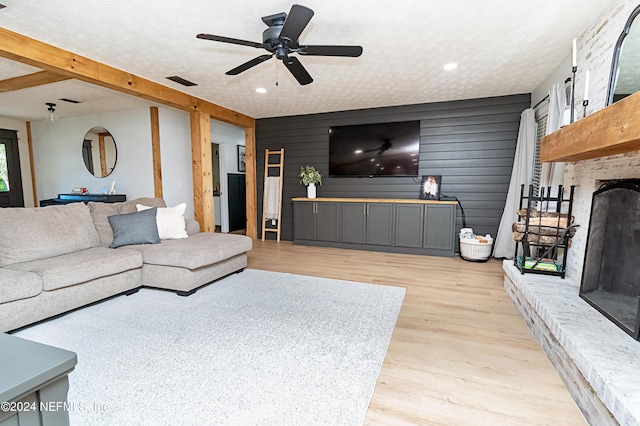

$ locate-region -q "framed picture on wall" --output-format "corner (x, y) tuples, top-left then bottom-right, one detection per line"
(237, 145), (246, 172)
(419, 175), (441, 200)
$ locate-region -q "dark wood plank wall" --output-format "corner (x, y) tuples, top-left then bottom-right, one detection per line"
(256, 93), (531, 246)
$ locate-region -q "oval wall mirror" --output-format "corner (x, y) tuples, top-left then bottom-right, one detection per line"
(607, 5), (640, 105)
(82, 127), (117, 178)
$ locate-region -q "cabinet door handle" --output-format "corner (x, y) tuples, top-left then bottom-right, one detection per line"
(363, 205), (367, 216)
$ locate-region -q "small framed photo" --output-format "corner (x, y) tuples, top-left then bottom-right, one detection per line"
(419, 175), (441, 200)
(237, 145), (246, 172)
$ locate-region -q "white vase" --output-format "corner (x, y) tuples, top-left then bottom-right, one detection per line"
(307, 183), (316, 199)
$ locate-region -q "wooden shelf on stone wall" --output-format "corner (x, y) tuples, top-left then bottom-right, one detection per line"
(540, 90), (640, 162)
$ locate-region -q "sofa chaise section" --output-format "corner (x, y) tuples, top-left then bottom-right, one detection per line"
(88, 198), (252, 296)
(130, 232), (252, 295)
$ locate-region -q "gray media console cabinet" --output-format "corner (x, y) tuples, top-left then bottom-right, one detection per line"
(293, 198), (457, 257)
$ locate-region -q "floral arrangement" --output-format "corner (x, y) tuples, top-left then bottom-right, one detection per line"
(299, 165), (322, 186)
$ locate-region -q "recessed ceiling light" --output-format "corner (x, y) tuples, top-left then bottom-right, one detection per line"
(443, 63), (458, 71)
(256, 88), (267, 94)
(354, 149), (362, 154)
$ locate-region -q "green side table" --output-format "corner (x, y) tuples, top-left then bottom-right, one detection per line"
(0, 333), (77, 426)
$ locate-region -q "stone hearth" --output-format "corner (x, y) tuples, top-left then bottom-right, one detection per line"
(503, 261), (640, 425)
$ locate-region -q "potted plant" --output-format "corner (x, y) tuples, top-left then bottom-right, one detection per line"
(299, 165), (322, 199)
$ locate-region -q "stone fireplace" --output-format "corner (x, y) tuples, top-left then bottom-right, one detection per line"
(503, 175), (640, 424)
(505, 154), (640, 425)
(580, 180), (640, 340)
(506, 81), (640, 425)
(503, 1), (640, 423)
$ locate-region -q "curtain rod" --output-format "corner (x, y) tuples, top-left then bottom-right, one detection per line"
(532, 94), (550, 110)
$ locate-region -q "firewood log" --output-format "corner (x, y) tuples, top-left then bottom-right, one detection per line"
(512, 231), (572, 246)
(515, 209), (574, 228)
(511, 222), (578, 237)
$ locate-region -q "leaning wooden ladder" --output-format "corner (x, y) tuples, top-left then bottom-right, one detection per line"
(261, 148), (284, 242)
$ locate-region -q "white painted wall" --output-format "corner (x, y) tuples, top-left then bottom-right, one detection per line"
(0, 117), (35, 207)
(211, 119), (245, 233)
(532, 0), (640, 282)
(29, 106), (198, 219)
(13, 104), (238, 225)
(531, 53), (572, 108)
(157, 107), (195, 219)
(31, 108), (155, 203)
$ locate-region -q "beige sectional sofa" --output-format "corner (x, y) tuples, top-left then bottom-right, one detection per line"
(0, 197), (252, 332)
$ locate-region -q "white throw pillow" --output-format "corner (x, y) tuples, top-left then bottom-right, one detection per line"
(136, 203), (188, 240)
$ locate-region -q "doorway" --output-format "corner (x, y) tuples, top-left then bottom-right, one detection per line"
(0, 129), (24, 208)
(211, 143), (221, 232)
(228, 173), (246, 233)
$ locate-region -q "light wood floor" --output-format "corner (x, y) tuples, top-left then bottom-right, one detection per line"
(248, 240), (586, 425)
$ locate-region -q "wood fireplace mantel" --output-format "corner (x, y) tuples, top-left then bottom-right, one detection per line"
(540, 90), (640, 162)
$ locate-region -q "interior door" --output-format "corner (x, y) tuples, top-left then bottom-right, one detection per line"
(227, 173), (246, 232)
(0, 129), (24, 208)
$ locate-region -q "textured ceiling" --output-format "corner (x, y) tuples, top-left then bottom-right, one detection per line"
(0, 0), (615, 121)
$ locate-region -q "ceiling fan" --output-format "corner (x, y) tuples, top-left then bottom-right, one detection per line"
(196, 4), (363, 85)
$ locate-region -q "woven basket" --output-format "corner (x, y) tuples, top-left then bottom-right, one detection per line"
(459, 237), (493, 262)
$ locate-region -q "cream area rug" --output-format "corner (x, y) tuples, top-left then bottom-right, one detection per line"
(14, 269), (406, 425)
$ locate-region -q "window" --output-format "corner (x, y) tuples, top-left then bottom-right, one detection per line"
(0, 129), (24, 207)
(0, 144), (9, 192)
(533, 99), (549, 198)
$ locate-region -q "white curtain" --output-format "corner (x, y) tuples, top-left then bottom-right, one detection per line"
(493, 108), (536, 259)
(540, 82), (566, 193)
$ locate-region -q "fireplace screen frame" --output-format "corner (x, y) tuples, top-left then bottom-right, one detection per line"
(579, 180), (640, 340)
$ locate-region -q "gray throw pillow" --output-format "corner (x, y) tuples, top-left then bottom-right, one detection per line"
(108, 207), (160, 248)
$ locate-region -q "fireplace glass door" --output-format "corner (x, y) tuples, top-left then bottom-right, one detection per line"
(580, 180), (640, 340)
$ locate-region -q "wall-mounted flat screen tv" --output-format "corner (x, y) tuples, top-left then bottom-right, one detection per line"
(328, 120), (420, 177)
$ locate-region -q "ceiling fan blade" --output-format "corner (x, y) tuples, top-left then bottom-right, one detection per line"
(283, 56), (313, 85)
(279, 5), (314, 42)
(299, 45), (363, 57)
(196, 33), (263, 49)
(225, 54), (273, 75)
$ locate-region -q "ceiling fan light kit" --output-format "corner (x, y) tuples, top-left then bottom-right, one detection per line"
(197, 4), (363, 85)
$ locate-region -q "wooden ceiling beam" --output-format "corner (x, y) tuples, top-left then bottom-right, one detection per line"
(0, 27), (254, 128)
(0, 70), (71, 93)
